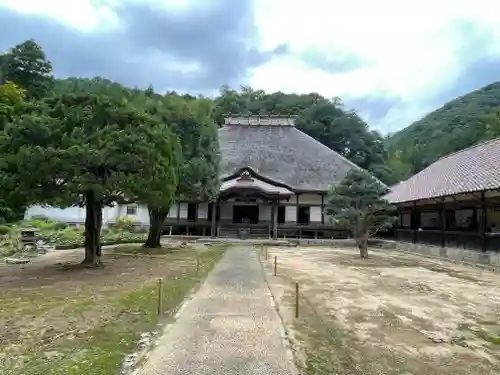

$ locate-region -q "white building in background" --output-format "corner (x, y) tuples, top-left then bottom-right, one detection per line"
(23, 202), (208, 228)
(24, 203), (150, 228)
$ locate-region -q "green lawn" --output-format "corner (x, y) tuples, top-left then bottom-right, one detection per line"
(0, 244), (227, 375)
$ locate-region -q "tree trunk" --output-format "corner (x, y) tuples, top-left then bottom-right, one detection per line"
(82, 191), (103, 266)
(143, 207), (168, 248)
(356, 236), (369, 259)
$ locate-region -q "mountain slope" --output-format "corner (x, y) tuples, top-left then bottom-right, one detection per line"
(386, 81), (500, 174)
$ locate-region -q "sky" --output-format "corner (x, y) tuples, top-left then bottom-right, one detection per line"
(1, 0), (500, 134)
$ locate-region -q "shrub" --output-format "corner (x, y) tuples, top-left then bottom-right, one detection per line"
(114, 216), (135, 232)
(23, 218), (56, 231)
(47, 227), (83, 245)
(53, 222), (68, 230)
(0, 225), (10, 235)
(31, 215), (49, 221)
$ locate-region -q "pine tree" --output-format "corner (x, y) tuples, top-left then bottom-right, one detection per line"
(327, 170), (397, 258)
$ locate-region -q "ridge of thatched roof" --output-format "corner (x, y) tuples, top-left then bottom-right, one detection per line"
(384, 137), (500, 203)
(218, 122), (365, 191)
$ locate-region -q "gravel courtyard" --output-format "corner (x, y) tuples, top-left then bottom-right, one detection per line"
(263, 245), (500, 375)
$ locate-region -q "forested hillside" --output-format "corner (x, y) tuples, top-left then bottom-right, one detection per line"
(386, 82), (500, 178)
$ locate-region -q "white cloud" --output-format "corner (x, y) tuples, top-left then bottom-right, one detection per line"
(3, 0), (500, 133)
(252, 0), (500, 132)
(0, 0), (119, 30)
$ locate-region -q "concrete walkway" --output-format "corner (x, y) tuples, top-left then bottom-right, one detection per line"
(135, 246), (297, 375)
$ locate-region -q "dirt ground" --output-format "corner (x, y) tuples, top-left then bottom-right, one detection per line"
(0, 242), (221, 375)
(263, 245), (500, 375)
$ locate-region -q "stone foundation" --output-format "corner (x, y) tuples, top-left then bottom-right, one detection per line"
(392, 241), (500, 269)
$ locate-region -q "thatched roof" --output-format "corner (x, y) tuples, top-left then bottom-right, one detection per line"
(384, 137), (500, 203)
(218, 116), (363, 191)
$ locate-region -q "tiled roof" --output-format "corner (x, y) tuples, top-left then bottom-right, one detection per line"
(384, 137), (500, 203)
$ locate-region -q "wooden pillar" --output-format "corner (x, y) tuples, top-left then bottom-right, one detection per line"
(295, 194), (300, 223)
(412, 201), (417, 244)
(176, 202), (180, 221)
(269, 203), (274, 239)
(210, 202), (217, 237)
(272, 201), (278, 240)
(480, 191), (487, 252)
(320, 194), (325, 225)
(440, 197), (446, 248)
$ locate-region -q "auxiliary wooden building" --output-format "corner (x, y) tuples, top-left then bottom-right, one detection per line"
(385, 138), (500, 252)
(163, 114), (368, 239)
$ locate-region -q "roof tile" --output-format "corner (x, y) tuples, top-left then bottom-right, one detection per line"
(384, 137), (500, 203)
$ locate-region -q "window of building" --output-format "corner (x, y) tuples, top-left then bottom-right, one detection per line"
(126, 205), (138, 215)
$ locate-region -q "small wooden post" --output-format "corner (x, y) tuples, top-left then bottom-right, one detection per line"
(157, 278), (163, 315)
(274, 256), (277, 276)
(295, 282), (299, 318)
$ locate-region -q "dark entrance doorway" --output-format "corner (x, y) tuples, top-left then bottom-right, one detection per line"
(277, 206), (286, 224)
(298, 206), (310, 225)
(187, 203), (197, 221)
(233, 205), (259, 224)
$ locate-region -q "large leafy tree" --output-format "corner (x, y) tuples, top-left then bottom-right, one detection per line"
(0, 81), (29, 221)
(142, 94), (220, 248)
(139, 94), (182, 248)
(1, 39), (54, 99)
(0, 93), (178, 265)
(327, 169), (397, 258)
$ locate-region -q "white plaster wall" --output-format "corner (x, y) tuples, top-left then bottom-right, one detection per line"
(259, 204), (271, 221)
(310, 206), (322, 222)
(24, 203), (150, 225)
(198, 203), (208, 219)
(220, 202), (233, 220)
(168, 204), (178, 218)
(25, 205), (87, 223)
(285, 206), (297, 222)
(179, 203), (188, 219)
(103, 204), (119, 223)
(117, 204), (149, 225)
(298, 193), (323, 205)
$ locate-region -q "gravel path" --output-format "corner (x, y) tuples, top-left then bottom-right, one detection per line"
(135, 246), (297, 375)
